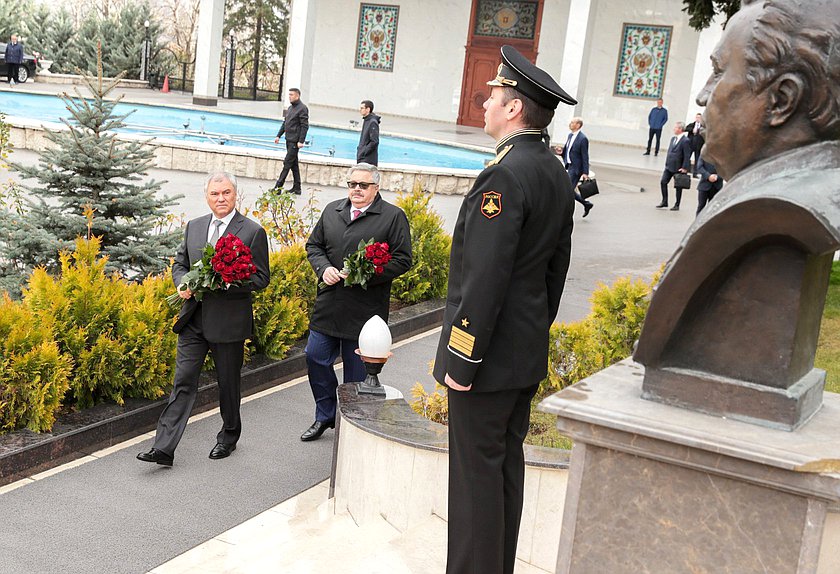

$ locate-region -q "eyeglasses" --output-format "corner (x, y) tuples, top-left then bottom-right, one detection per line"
(347, 181), (374, 190)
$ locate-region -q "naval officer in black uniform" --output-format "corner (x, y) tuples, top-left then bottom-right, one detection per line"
(433, 45), (577, 574)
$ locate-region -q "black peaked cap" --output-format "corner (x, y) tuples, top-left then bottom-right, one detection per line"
(487, 45), (577, 109)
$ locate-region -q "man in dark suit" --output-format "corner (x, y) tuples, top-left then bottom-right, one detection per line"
(4, 34), (23, 85)
(695, 155), (723, 215)
(137, 172), (270, 466)
(562, 116), (593, 217)
(433, 45), (576, 574)
(301, 162), (412, 442)
(274, 88), (309, 195)
(657, 121), (692, 211)
(685, 113), (706, 177)
(356, 100), (380, 166)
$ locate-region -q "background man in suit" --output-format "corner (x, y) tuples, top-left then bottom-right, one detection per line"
(356, 100), (380, 166)
(274, 88), (309, 194)
(137, 172), (270, 466)
(433, 45), (576, 574)
(644, 98), (668, 156)
(4, 34), (23, 86)
(695, 155), (723, 215)
(301, 163), (412, 442)
(685, 112), (706, 177)
(657, 121), (692, 210)
(562, 116), (594, 217)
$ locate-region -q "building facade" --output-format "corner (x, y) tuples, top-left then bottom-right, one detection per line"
(283, 0), (724, 146)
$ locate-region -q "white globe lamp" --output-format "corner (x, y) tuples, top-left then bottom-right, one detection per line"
(356, 315), (392, 396)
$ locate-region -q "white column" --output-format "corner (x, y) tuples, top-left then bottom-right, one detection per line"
(552, 0), (596, 142)
(685, 15), (724, 115)
(283, 0), (318, 107)
(192, 0), (225, 106)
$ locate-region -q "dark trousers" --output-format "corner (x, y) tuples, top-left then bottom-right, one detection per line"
(691, 148), (702, 175)
(566, 165), (592, 208)
(660, 169), (684, 207)
(7, 63), (20, 83)
(275, 140), (301, 191)
(646, 128), (663, 154)
(305, 330), (367, 423)
(446, 384), (539, 574)
(153, 309), (245, 455)
(696, 187), (720, 215)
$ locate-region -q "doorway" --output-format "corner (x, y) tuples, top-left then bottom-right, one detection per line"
(458, 0), (545, 127)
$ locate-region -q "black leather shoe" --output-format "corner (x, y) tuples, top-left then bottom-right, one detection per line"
(209, 443), (236, 459)
(300, 420), (335, 442)
(137, 448), (173, 466)
(642, 152), (650, 156)
(290, 188), (302, 195)
(670, 205), (680, 211)
(655, 203), (668, 208)
(583, 203), (593, 218)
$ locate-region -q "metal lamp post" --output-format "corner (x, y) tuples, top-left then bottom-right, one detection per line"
(356, 315), (392, 396)
(141, 19), (151, 84)
(223, 30), (236, 99)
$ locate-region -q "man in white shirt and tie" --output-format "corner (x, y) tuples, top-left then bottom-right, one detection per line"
(137, 172), (270, 466)
(557, 117), (593, 217)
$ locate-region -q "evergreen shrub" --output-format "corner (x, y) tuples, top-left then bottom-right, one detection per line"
(0, 294), (72, 432)
(392, 184), (451, 303)
(251, 244), (317, 359)
(23, 237), (177, 409)
(540, 276), (652, 396)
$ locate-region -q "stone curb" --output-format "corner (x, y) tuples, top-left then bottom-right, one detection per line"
(0, 300), (444, 486)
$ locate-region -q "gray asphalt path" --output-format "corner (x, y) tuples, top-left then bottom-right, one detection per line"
(0, 148), (692, 573)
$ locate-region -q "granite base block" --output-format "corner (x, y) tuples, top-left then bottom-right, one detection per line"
(540, 359), (840, 574)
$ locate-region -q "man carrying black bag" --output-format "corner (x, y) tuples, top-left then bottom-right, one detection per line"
(656, 121), (692, 211)
(559, 117), (594, 217)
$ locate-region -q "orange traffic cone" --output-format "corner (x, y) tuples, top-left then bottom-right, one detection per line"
(161, 75), (170, 93)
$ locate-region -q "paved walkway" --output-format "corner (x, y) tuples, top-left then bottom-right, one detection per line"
(0, 80), (699, 573)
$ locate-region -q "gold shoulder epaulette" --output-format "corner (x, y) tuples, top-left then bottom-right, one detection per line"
(488, 144), (513, 166)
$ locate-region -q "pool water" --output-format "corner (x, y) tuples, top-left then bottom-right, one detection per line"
(0, 91), (492, 170)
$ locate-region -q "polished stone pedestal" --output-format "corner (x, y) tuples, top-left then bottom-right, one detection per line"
(540, 359), (840, 574)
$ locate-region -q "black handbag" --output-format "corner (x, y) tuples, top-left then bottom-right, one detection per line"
(674, 173), (692, 189)
(577, 178), (599, 200)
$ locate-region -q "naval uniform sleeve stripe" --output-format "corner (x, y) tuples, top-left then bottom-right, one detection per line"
(449, 327), (476, 356)
(450, 331), (474, 346)
(447, 346), (483, 363)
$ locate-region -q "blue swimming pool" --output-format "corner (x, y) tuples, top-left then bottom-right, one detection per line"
(0, 91), (492, 170)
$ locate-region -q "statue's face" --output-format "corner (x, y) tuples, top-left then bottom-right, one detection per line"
(696, 4), (767, 179)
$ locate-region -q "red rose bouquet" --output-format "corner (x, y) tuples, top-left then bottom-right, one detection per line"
(165, 233), (258, 309)
(319, 238), (392, 290)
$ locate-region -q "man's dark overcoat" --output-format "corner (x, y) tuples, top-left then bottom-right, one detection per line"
(306, 193), (412, 339)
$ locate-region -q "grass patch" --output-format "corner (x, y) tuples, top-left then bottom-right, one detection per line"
(526, 393), (573, 450)
(815, 261), (840, 393)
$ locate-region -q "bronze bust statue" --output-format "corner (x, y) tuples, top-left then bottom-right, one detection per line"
(634, 0), (840, 430)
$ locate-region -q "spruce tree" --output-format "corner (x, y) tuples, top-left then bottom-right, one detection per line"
(682, 0), (741, 30)
(0, 47), (182, 295)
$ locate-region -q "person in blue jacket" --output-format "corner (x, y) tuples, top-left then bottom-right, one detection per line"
(644, 98), (669, 156)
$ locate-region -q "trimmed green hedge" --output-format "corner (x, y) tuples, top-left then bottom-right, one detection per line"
(392, 184), (451, 304)
(0, 238), (319, 434)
